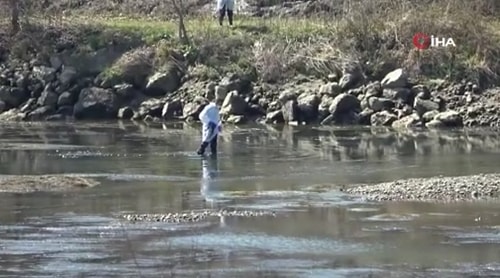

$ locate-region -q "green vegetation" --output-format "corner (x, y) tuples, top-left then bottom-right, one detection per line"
(3, 0), (500, 87)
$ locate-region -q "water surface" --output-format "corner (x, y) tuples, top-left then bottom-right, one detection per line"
(1, 121), (500, 277)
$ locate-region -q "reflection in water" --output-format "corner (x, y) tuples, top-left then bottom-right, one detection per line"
(0, 122), (500, 276)
(201, 156), (219, 207)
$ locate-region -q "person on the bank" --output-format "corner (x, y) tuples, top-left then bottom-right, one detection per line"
(197, 96), (222, 156)
(217, 0), (234, 26)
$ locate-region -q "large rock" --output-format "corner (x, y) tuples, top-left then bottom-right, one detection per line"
(297, 93), (320, 122)
(367, 97), (395, 112)
(114, 83), (138, 102)
(162, 99), (183, 119)
(59, 66), (78, 88)
(221, 91), (247, 115)
(144, 66), (182, 97)
(138, 98), (167, 118)
(318, 95), (334, 119)
(0, 85), (29, 108)
(37, 86), (58, 107)
(433, 110), (463, 127)
(26, 105), (55, 121)
(328, 93), (361, 116)
(411, 85), (431, 100)
(219, 73), (253, 94)
(392, 114), (422, 129)
(73, 87), (119, 120)
(183, 97), (206, 119)
(371, 111), (397, 126)
(413, 97), (439, 117)
(383, 87), (413, 104)
(0, 109), (26, 121)
(364, 81), (383, 98)
(381, 68), (408, 88)
(319, 82), (342, 97)
(118, 106), (134, 119)
(32, 66), (56, 84)
(278, 89), (297, 103)
(57, 91), (75, 107)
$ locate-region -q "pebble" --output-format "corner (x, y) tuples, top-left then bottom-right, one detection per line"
(343, 173), (500, 202)
(122, 209), (277, 223)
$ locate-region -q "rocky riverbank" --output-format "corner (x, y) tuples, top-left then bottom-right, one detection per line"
(1, 56), (499, 129)
(343, 173), (500, 202)
(0, 175), (99, 193)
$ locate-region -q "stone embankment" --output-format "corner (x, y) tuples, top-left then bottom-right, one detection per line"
(1, 56), (499, 129)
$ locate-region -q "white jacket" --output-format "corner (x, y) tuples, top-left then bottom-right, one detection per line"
(217, 0), (235, 11)
(199, 102), (222, 142)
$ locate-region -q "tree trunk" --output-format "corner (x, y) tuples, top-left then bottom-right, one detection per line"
(10, 0), (20, 34)
(171, 0), (189, 45)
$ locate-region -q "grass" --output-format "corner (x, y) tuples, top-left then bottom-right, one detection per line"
(4, 0), (500, 87)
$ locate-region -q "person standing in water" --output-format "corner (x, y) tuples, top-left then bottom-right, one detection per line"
(197, 95), (222, 156)
(217, 0), (234, 26)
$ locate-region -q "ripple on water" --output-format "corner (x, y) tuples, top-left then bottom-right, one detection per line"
(63, 173), (195, 182)
(0, 143), (96, 151)
(150, 232), (369, 256)
(363, 213), (420, 222)
(444, 229), (500, 244)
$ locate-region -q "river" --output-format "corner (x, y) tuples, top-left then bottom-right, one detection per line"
(1, 121), (500, 277)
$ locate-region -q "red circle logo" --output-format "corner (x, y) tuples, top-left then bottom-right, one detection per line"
(413, 33), (431, 49)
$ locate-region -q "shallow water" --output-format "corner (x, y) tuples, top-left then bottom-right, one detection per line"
(1, 121), (500, 277)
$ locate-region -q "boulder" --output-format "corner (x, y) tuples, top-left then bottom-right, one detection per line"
(371, 111), (397, 126)
(32, 66), (56, 84)
(118, 106), (134, 119)
(367, 97), (395, 112)
(392, 114), (422, 129)
(319, 82), (341, 97)
(59, 66), (78, 88)
(328, 93), (361, 116)
(144, 66), (182, 97)
(0, 85), (29, 108)
(162, 99), (183, 119)
(413, 97), (439, 117)
(297, 93), (320, 122)
(138, 98), (167, 118)
(26, 105), (55, 121)
(221, 91), (247, 115)
(381, 68), (408, 88)
(434, 110), (463, 127)
(37, 86), (58, 107)
(265, 110), (284, 123)
(73, 87), (119, 120)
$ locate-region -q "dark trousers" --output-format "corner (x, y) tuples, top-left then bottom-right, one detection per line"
(197, 135), (217, 156)
(219, 5), (233, 26)
(197, 123), (218, 156)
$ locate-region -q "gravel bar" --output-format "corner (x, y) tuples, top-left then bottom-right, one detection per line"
(122, 209), (277, 223)
(342, 173), (500, 202)
(0, 175), (99, 193)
